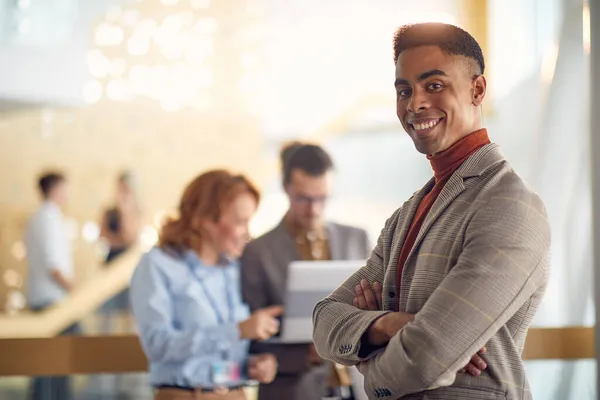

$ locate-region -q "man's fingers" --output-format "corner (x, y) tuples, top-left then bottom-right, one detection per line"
(470, 354), (487, 370)
(373, 281), (383, 309)
(355, 285), (367, 310)
(479, 346), (486, 354)
(461, 352), (487, 376)
(360, 279), (378, 310)
(465, 363), (481, 377)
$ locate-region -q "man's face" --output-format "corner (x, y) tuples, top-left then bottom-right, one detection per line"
(395, 45), (486, 155)
(50, 180), (69, 208)
(285, 170), (330, 231)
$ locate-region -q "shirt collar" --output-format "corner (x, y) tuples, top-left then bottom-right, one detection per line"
(283, 214), (327, 241)
(182, 249), (236, 279)
(42, 200), (62, 215)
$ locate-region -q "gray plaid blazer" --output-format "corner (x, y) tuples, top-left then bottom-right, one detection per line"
(312, 143), (551, 400)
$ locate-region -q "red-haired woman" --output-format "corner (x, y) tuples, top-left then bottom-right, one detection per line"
(130, 170), (281, 400)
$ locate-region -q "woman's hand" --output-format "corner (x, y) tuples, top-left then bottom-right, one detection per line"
(238, 306), (284, 340)
(248, 354), (278, 384)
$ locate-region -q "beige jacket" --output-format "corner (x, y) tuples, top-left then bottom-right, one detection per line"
(312, 143), (551, 400)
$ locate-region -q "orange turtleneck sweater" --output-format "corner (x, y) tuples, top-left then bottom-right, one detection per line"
(396, 129), (491, 297)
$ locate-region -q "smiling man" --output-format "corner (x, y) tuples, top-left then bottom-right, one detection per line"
(312, 23), (551, 400)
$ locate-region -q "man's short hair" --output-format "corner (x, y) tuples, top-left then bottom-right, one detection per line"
(38, 172), (65, 198)
(393, 22), (485, 75)
(280, 142), (334, 184)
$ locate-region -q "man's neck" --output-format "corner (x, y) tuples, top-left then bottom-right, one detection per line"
(284, 214), (324, 238)
(427, 126), (486, 157)
(428, 128), (490, 181)
(44, 199), (61, 211)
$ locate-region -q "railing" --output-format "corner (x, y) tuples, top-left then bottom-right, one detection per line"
(0, 327), (593, 377)
(0, 248), (140, 338)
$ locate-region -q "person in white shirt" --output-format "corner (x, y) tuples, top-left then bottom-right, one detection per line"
(25, 171), (80, 400)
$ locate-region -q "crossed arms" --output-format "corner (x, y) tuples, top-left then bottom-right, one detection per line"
(312, 194), (551, 398)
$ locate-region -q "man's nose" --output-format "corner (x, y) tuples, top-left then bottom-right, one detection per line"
(407, 89), (429, 113)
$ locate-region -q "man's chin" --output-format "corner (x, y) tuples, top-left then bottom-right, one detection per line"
(412, 136), (444, 156)
(301, 220), (321, 231)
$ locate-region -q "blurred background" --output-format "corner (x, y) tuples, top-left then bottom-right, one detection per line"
(0, 0), (596, 399)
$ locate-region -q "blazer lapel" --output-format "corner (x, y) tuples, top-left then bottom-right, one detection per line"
(325, 223), (343, 260)
(272, 219), (302, 263)
(414, 172), (466, 252)
(384, 182), (433, 311)
(400, 143), (504, 283)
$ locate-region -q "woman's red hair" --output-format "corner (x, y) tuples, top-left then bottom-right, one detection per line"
(159, 170), (260, 252)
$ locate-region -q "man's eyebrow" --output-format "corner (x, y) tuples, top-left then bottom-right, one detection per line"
(394, 69), (449, 87)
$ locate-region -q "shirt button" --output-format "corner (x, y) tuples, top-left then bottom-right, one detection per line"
(389, 291), (396, 298)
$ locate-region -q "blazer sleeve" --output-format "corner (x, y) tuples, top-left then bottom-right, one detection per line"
(240, 241), (312, 375)
(312, 209), (402, 365)
(359, 190), (551, 398)
(240, 243), (269, 312)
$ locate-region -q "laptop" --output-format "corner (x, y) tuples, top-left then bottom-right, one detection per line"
(270, 259), (365, 344)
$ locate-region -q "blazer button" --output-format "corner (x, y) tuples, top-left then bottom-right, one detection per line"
(389, 291), (396, 298)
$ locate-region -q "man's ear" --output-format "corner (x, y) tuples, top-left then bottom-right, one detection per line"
(472, 75), (487, 106)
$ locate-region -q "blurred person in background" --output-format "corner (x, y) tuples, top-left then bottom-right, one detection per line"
(241, 143), (371, 400)
(130, 170), (282, 400)
(25, 171), (80, 400)
(98, 170), (142, 334)
(88, 171), (143, 398)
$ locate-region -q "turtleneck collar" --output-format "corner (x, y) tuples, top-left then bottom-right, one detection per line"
(427, 129), (491, 182)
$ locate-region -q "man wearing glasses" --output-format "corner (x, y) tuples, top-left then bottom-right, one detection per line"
(241, 142), (371, 400)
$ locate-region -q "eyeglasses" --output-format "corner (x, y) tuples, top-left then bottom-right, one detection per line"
(292, 194), (328, 205)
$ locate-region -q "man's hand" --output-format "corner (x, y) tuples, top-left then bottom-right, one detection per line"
(354, 280), (487, 377)
(367, 311), (414, 346)
(459, 346), (487, 376)
(248, 354), (277, 384)
(353, 279), (414, 346)
(353, 279), (383, 310)
(51, 269), (73, 292)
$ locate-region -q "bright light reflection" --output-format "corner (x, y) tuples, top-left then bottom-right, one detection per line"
(140, 225), (159, 250)
(82, 221), (100, 243)
(95, 23), (124, 46)
(3, 269), (23, 288)
(86, 49), (111, 78)
(83, 80), (103, 104)
(110, 58), (127, 77)
(107, 79), (134, 102)
(190, 0), (210, 9)
(583, 2), (590, 55)
(11, 242), (26, 261)
(89, 5), (220, 110)
(541, 44), (559, 84)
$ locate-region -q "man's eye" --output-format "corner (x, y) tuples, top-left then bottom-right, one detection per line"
(397, 89), (411, 97)
(427, 83), (443, 91)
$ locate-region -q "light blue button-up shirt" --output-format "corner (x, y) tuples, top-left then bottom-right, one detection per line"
(130, 247), (251, 388)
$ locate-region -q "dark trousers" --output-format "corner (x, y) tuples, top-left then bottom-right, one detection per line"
(28, 305), (82, 400)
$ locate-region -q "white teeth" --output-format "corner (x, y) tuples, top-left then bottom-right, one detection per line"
(413, 120), (439, 131)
